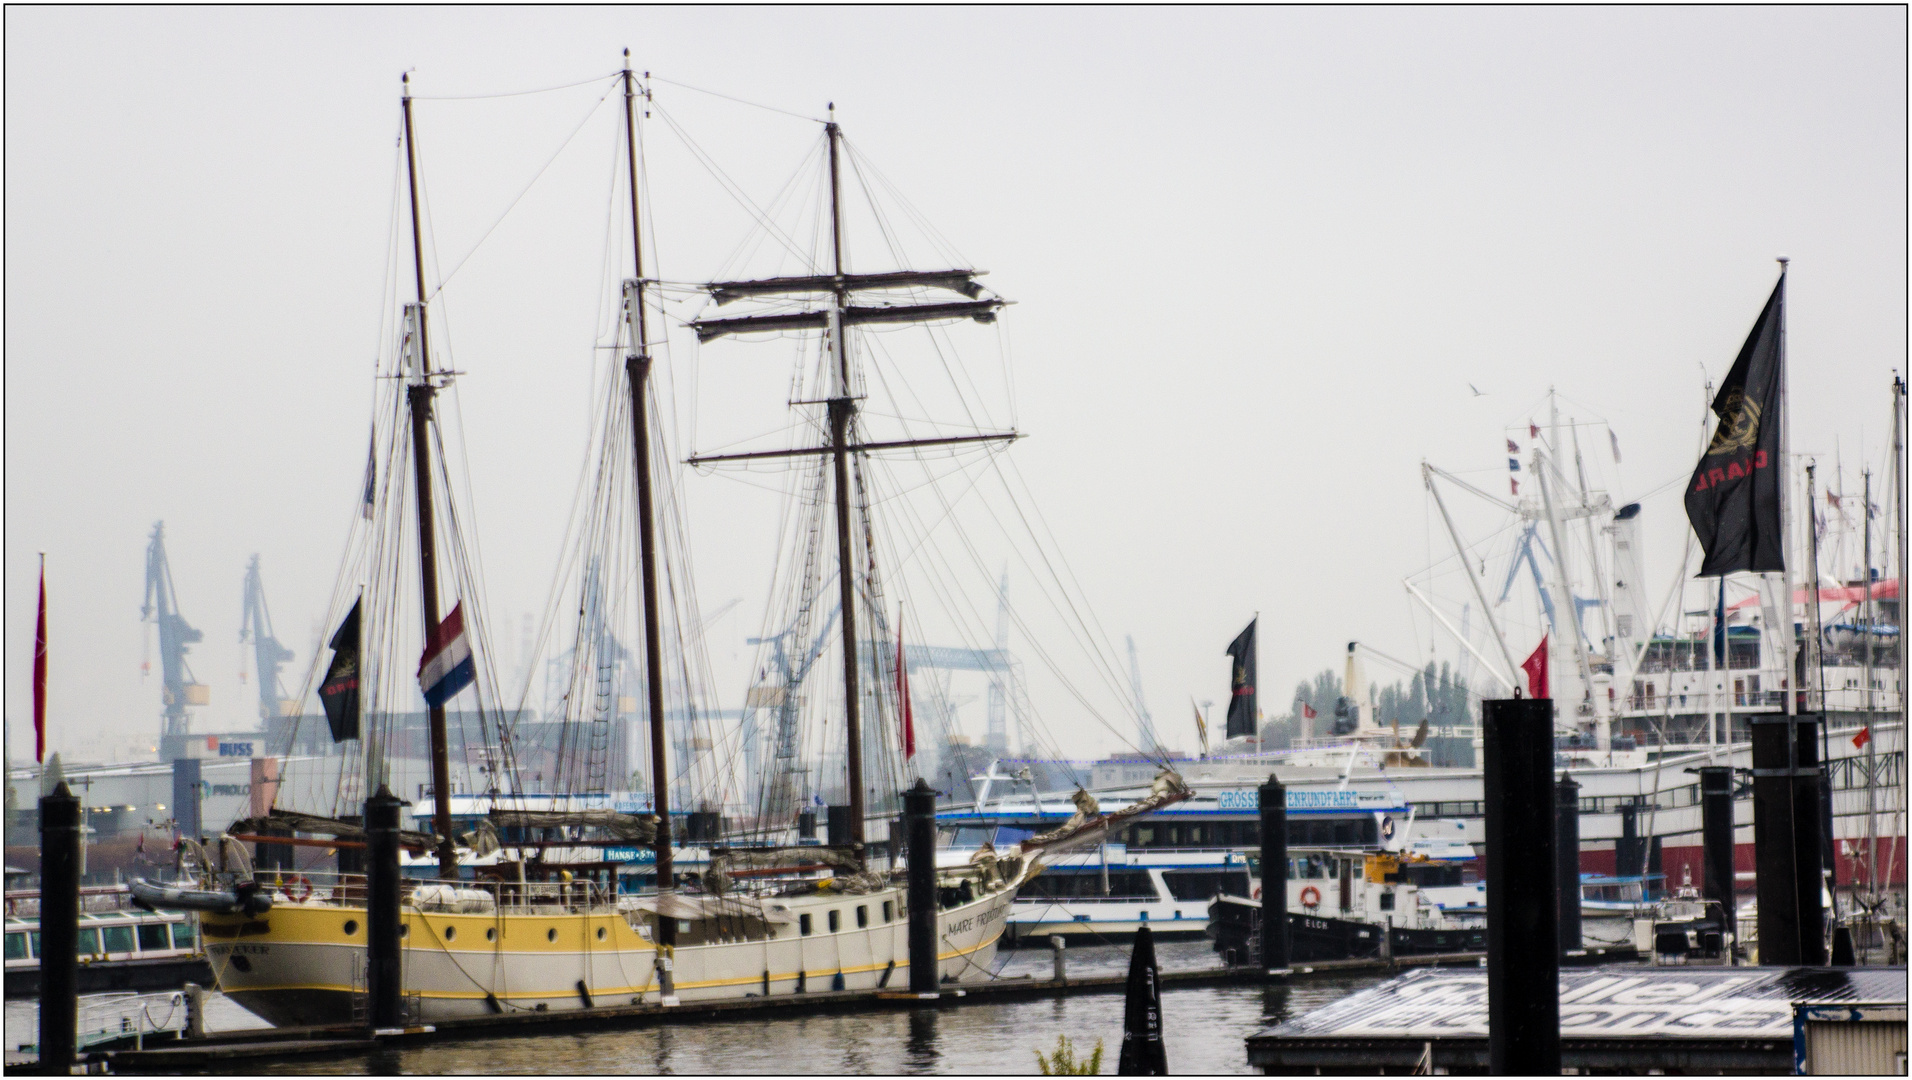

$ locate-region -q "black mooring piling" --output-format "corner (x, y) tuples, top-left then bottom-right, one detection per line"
(38, 781), (80, 1073)
(1698, 765), (1737, 955)
(1789, 714), (1828, 966)
(1555, 772), (1582, 956)
(1258, 774), (1289, 973)
(366, 784), (404, 1029)
(1751, 715), (1802, 965)
(1483, 696), (1560, 1075)
(905, 778), (938, 995)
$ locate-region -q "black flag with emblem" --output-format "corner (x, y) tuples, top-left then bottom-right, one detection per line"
(318, 599), (362, 742)
(1686, 275), (1785, 576)
(1224, 618), (1257, 740)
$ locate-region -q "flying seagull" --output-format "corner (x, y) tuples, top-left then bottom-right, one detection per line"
(1468, 382), (1488, 397)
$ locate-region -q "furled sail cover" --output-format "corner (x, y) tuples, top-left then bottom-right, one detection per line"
(629, 892), (799, 925)
(229, 807), (439, 851)
(487, 809), (657, 844)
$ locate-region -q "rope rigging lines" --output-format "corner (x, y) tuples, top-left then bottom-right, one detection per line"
(277, 66), (1181, 865)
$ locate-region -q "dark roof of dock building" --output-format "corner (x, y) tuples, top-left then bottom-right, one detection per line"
(1248, 965), (1906, 1074)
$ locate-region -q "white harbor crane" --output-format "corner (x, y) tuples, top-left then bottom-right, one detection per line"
(1125, 634), (1164, 754)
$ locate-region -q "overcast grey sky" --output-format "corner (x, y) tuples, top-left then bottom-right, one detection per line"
(6, 6), (1905, 767)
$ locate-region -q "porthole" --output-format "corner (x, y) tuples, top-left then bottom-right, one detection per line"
(444, 926), (456, 942)
(342, 920), (359, 936)
(485, 927), (497, 942)
(399, 924), (410, 939)
(547, 928), (558, 943)
(596, 927), (607, 941)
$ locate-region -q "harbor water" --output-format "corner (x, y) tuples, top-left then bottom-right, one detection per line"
(7, 940), (1385, 1074)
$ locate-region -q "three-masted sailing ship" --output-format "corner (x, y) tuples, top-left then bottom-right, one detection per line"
(135, 63), (1187, 1026)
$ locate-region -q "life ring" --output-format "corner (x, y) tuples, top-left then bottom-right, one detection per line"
(1300, 885), (1322, 909)
(291, 875), (313, 903)
(1252, 886), (1261, 900)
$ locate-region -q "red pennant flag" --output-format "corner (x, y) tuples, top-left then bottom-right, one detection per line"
(1510, 477), (1520, 496)
(1506, 439), (1519, 453)
(33, 556), (48, 764)
(896, 607), (914, 760)
(1521, 635), (1549, 699)
(1529, 422), (1539, 439)
(1853, 726), (1871, 750)
(1300, 701), (1317, 720)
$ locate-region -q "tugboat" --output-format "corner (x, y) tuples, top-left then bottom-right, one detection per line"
(1207, 841), (1485, 964)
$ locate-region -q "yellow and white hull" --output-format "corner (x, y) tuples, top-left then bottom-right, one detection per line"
(203, 884), (1013, 1026)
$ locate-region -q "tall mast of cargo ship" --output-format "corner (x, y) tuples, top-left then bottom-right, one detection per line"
(617, 53), (678, 966)
(400, 74), (460, 880)
(688, 109), (1018, 860)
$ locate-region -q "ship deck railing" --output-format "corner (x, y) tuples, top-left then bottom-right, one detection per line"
(9, 990), (194, 1054)
(251, 869), (622, 915)
(247, 867), (868, 916)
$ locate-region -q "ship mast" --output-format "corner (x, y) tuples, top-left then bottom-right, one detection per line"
(688, 112), (1018, 863)
(822, 117), (868, 853)
(400, 74), (460, 880)
(618, 53), (677, 918)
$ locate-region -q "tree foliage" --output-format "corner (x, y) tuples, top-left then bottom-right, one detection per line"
(1035, 1035), (1105, 1075)
(1261, 662), (1472, 747)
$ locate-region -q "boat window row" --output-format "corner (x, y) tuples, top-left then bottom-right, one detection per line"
(953, 818), (1386, 851)
(5, 919), (195, 960)
(1119, 819), (1379, 850)
(1017, 869), (1157, 900)
(795, 902), (888, 936)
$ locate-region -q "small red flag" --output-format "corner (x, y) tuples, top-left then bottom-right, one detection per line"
(895, 608), (914, 761)
(1853, 726), (1872, 750)
(1521, 634), (1549, 699)
(1511, 477), (1520, 496)
(1506, 439), (1519, 453)
(1529, 422), (1539, 439)
(1300, 701), (1317, 720)
(33, 556), (47, 764)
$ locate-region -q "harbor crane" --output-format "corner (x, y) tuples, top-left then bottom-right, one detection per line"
(1125, 634), (1164, 754)
(142, 521), (206, 746)
(743, 604), (840, 820)
(238, 555), (295, 728)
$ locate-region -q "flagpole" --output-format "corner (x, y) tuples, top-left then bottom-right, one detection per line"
(1776, 257), (1798, 720)
(34, 553), (47, 765)
(1720, 577), (1733, 746)
(1804, 464), (1827, 715)
(1713, 573), (1728, 749)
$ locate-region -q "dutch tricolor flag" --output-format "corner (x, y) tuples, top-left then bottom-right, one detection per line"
(418, 602), (476, 708)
